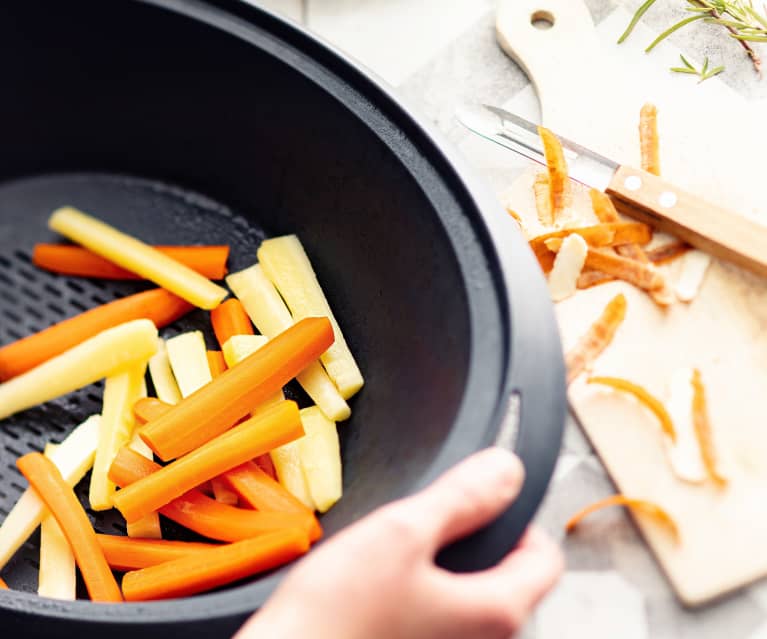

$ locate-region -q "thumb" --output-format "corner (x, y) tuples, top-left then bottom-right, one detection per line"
(399, 447), (525, 550)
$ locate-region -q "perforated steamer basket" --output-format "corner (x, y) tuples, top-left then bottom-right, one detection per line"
(0, 1), (566, 636)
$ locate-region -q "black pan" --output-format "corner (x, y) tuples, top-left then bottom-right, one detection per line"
(0, 1), (566, 636)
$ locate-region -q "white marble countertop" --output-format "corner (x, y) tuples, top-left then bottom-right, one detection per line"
(253, 1), (767, 636)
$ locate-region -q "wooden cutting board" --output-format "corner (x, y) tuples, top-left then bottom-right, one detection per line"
(495, 0), (767, 606)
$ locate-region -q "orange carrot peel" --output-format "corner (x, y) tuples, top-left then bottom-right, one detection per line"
(588, 376), (676, 442)
(566, 494), (679, 542)
(121, 530), (310, 601)
(533, 172), (554, 226)
(140, 317), (334, 461)
(96, 534), (216, 571)
(211, 298), (254, 348)
(0, 288), (191, 382)
(108, 448), (322, 542)
(16, 453), (122, 602)
(32, 244), (229, 280)
(538, 126), (570, 220)
(565, 293), (627, 384)
(117, 401), (304, 522)
(691, 369), (728, 487)
(584, 249), (664, 293)
(640, 103), (661, 176)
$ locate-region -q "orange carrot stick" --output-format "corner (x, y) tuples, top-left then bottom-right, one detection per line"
(96, 534), (215, 571)
(224, 462), (321, 538)
(109, 448), (320, 542)
(16, 453), (122, 602)
(255, 454), (278, 481)
(33, 244), (229, 280)
(206, 350), (227, 378)
(211, 299), (254, 349)
(0, 288), (193, 382)
(0, 577), (7, 589)
(117, 402), (303, 522)
(566, 494), (679, 542)
(122, 530), (310, 601)
(211, 476), (239, 506)
(133, 397), (173, 425)
(140, 317), (333, 460)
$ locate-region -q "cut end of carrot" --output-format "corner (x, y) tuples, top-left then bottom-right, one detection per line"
(134, 397), (173, 426)
(211, 298), (255, 349)
(566, 494), (679, 543)
(0, 577), (7, 590)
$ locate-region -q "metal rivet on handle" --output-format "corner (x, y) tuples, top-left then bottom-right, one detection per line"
(624, 175), (642, 191)
(659, 191), (678, 208)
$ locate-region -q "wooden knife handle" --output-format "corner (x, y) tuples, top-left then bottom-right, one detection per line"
(607, 165), (767, 279)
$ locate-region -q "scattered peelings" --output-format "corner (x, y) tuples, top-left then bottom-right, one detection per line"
(533, 172), (554, 226)
(639, 103), (661, 176)
(692, 369), (729, 487)
(565, 293), (627, 385)
(664, 368), (707, 484)
(566, 494), (680, 543)
(588, 376), (676, 442)
(538, 126), (570, 220)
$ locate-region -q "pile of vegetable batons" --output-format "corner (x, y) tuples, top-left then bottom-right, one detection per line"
(0, 206), (363, 602)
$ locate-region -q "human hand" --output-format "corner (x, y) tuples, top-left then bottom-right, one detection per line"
(236, 447), (562, 639)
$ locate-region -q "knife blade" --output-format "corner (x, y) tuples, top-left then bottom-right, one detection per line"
(456, 103), (767, 280)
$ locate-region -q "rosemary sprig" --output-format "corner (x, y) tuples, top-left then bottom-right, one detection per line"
(670, 53), (726, 80)
(620, 0), (766, 76)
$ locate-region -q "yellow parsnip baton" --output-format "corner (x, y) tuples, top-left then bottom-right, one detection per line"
(0, 319), (157, 420)
(148, 339), (182, 405)
(298, 406), (342, 513)
(166, 331), (212, 398)
(49, 207), (227, 309)
(90, 360), (148, 511)
(257, 236), (363, 399)
(227, 264), (351, 421)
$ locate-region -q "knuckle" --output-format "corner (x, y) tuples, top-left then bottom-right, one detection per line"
(374, 501), (427, 548)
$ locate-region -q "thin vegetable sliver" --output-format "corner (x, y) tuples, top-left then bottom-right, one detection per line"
(48, 207), (227, 309)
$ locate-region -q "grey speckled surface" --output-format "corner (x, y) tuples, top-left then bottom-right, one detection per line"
(251, 1), (767, 636)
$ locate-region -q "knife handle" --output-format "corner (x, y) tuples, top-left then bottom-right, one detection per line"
(607, 165), (767, 279)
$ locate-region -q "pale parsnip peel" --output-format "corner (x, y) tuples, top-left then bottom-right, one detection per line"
(0, 319), (157, 421)
(48, 207), (227, 309)
(227, 264), (351, 421)
(257, 235), (364, 399)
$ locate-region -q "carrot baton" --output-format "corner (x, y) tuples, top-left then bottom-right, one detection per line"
(206, 350), (227, 378)
(0, 288), (190, 382)
(33, 244), (229, 280)
(255, 454), (278, 481)
(0, 577), (7, 589)
(117, 401), (303, 522)
(96, 535), (215, 571)
(109, 448), (320, 542)
(134, 397), (173, 425)
(48, 207), (228, 309)
(122, 530), (310, 601)
(140, 317), (333, 460)
(211, 298), (254, 348)
(224, 461), (321, 538)
(16, 453), (122, 602)
(0, 320), (158, 420)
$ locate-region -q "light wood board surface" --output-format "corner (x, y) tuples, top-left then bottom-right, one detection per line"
(497, 0), (767, 606)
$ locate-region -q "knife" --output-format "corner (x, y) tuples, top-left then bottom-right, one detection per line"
(456, 103), (767, 279)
